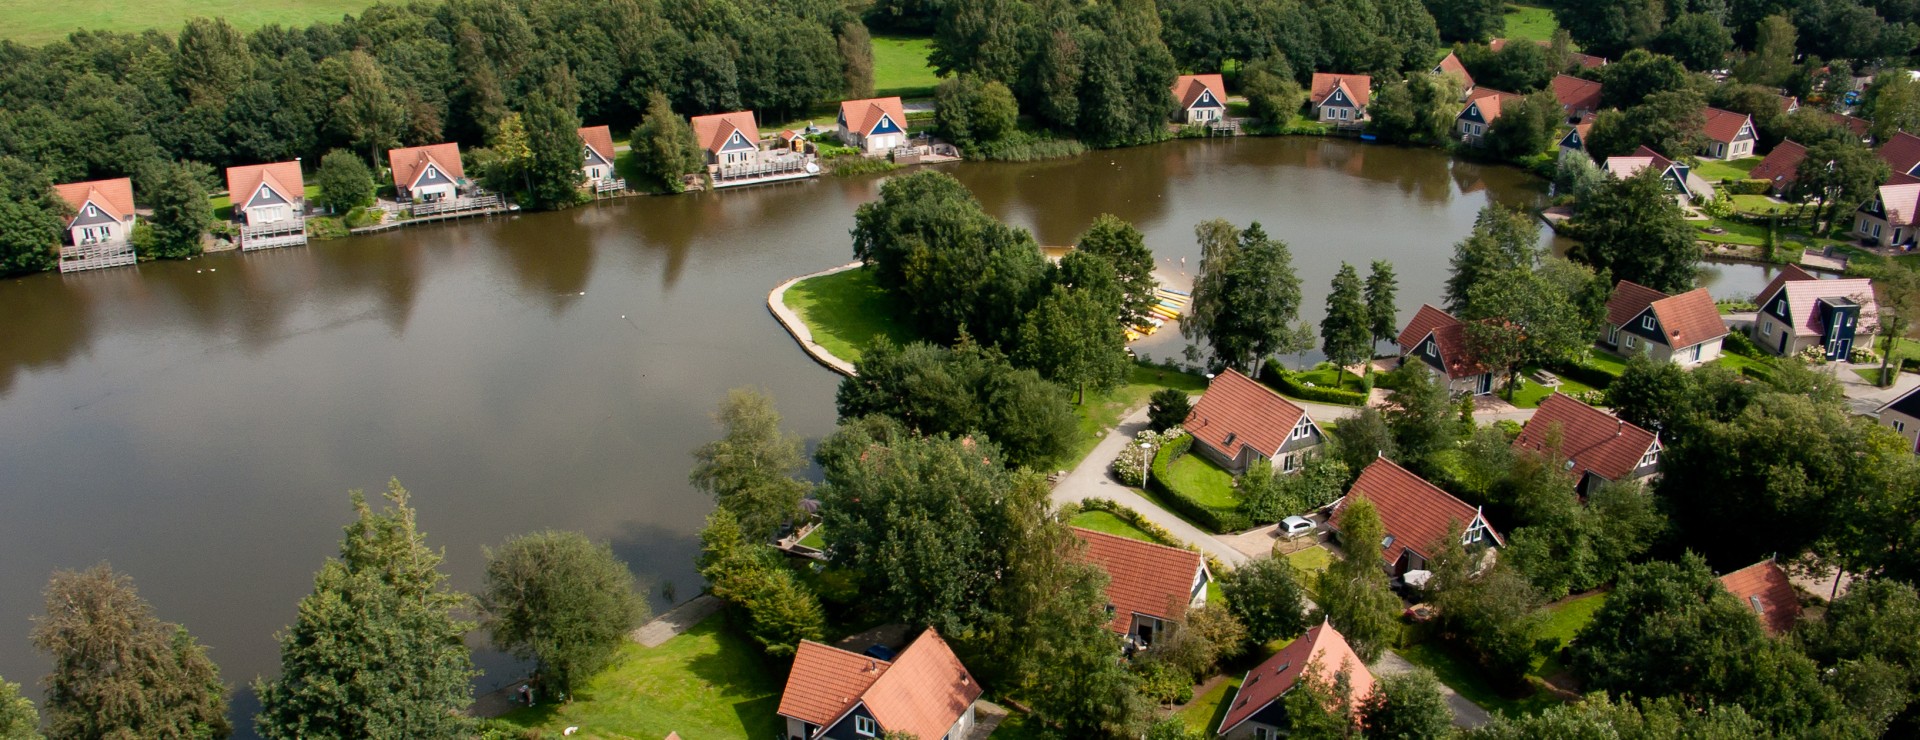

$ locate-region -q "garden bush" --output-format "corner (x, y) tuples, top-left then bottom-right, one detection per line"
(827, 155), (899, 176)
(306, 217), (347, 240)
(1257, 364), (1368, 406)
(1723, 330), (1761, 357)
(1543, 358), (1616, 390)
(1148, 434), (1251, 533)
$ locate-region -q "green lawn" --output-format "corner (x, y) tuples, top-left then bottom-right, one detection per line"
(493, 615), (784, 739)
(1729, 194), (1792, 215)
(1285, 545), (1333, 597)
(1503, 4), (1559, 43)
(1879, 335), (1920, 364)
(0, 0), (392, 45)
(1070, 510), (1156, 541)
(1693, 157), (1763, 182)
(798, 525), (825, 549)
(1397, 641), (1561, 718)
(872, 35), (941, 99)
(1060, 364), (1210, 467)
(1179, 676), (1242, 734)
(1584, 350), (1628, 377)
(1709, 351), (1772, 376)
(1164, 454), (1240, 509)
(1530, 592), (1606, 675)
(1294, 366), (1368, 393)
(1506, 370), (1597, 409)
(782, 267), (920, 365)
(990, 710), (1053, 738)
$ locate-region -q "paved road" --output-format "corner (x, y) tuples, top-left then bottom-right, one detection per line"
(1051, 407), (1251, 566)
(1373, 649), (1494, 728)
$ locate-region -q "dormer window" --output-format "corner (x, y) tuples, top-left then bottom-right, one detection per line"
(1464, 520), (1486, 543)
(1639, 448), (1659, 467)
(86, 205), (97, 216)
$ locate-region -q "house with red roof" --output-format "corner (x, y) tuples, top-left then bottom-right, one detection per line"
(1600, 280), (1728, 366)
(1749, 264), (1877, 360)
(1719, 559), (1802, 637)
(388, 143), (465, 202)
(1700, 107), (1756, 160)
(51, 177), (138, 272)
(1310, 73), (1371, 127)
(1333, 458), (1502, 576)
(691, 110), (763, 169)
(776, 628), (982, 740)
(838, 96), (909, 156)
(1832, 112), (1873, 143)
(1514, 393), (1662, 494)
(225, 161), (308, 251)
(1072, 527), (1211, 647)
(1396, 304), (1497, 396)
(1857, 181), (1920, 248)
(1432, 52), (1474, 97)
(1549, 74), (1602, 122)
(1454, 89), (1517, 146)
(1558, 121), (1593, 157)
(1182, 368), (1325, 474)
(577, 125), (619, 189)
(1216, 622), (1375, 739)
(1172, 74), (1228, 125)
(1602, 145), (1714, 207)
(1876, 131), (1920, 178)
(1749, 139), (1808, 196)
(1875, 384), (1920, 454)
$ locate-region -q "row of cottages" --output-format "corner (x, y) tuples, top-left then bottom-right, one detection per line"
(1181, 368), (1326, 475)
(776, 628), (982, 740)
(1216, 623), (1375, 739)
(838, 96), (910, 156)
(1600, 279), (1728, 366)
(1310, 73), (1371, 127)
(1173, 74), (1228, 125)
(1515, 393), (1662, 495)
(1073, 527), (1211, 648)
(225, 160), (307, 251)
(52, 178), (139, 272)
(1749, 264), (1876, 360)
(1396, 304), (1498, 395)
(1601, 146), (1715, 207)
(1333, 457), (1504, 577)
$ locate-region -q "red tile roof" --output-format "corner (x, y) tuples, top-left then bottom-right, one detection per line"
(1434, 52), (1474, 90)
(1702, 107), (1752, 144)
(577, 125), (616, 163)
(1570, 52), (1609, 69)
(1460, 89), (1518, 125)
(1719, 560), (1801, 636)
(53, 178), (135, 224)
(1605, 280), (1671, 328)
(1183, 368), (1312, 462)
(1878, 131), (1920, 176)
(1550, 74), (1602, 114)
(1172, 74), (1227, 110)
(690, 111), (760, 155)
(1750, 139), (1808, 188)
(1218, 622), (1376, 736)
(839, 96), (908, 137)
(387, 143), (464, 190)
(1878, 182), (1920, 227)
(1755, 264), (1877, 337)
(1651, 288), (1730, 349)
(1311, 73), (1372, 108)
(1832, 113), (1872, 139)
(1779, 94), (1800, 113)
(1514, 393), (1659, 483)
(778, 629), (981, 738)
(225, 161), (305, 213)
(1336, 458), (1501, 567)
(1073, 527), (1207, 634)
(778, 640), (888, 727)
(1395, 304), (1487, 379)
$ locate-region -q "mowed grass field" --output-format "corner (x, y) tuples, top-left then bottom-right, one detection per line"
(0, 0), (390, 45)
(873, 34), (941, 98)
(1503, 4), (1559, 43)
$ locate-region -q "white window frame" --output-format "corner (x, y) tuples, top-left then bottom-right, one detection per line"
(1425, 342), (1436, 357)
(1641, 315), (1655, 330)
(1283, 453), (1299, 472)
(1690, 344), (1702, 362)
(1626, 336), (1638, 350)
(855, 715), (877, 737)
(1894, 420), (1908, 433)
(1762, 321), (1773, 337)
(1607, 325), (1619, 344)
(1463, 519), (1486, 544)
(1639, 449), (1660, 467)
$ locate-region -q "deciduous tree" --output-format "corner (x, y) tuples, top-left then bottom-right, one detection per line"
(1221, 555), (1311, 644)
(1799, 138), (1891, 228)
(690, 388), (811, 542)
(480, 531), (646, 697)
(1735, 15), (1798, 86)
(138, 160), (211, 260)
(1360, 668), (1453, 739)
(630, 92), (702, 193)
(838, 339), (1077, 468)
(1074, 213), (1158, 328)
(0, 157), (63, 275)
(1569, 168), (1698, 294)
(1652, 13), (1732, 72)
(0, 676), (36, 740)
(521, 94), (587, 210)
(1017, 281), (1130, 403)
(696, 507), (826, 657)
(1184, 220), (1305, 373)
(313, 149), (375, 214)
(1315, 496), (1402, 661)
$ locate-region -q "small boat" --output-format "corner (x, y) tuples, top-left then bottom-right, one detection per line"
(1160, 287), (1191, 296)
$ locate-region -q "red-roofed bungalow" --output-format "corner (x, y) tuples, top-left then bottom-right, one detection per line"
(225, 160), (308, 250)
(51, 177), (138, 272)
(691, 110), (762, 169)
(1514, 393), (1662, 494)
(1182, 368), (1325, 474)
(387, 142), (465, 202)
(777, 628), (982, 740)
(1310, 73), (1371, 127)
(837, 96), (909, 156)
(1701, 107), (1757, 160)
(577, 125), (620, 190)
(1396, 304), (1498, 396)
(1719, 559), (1802, 636)
(1172, 74), (1228, 125)
(1600, 280), (1728, 366)
(1072, 527), (1211, 647)
(1333, 458), (1502, 576)
(1217, 622), (1376, 739)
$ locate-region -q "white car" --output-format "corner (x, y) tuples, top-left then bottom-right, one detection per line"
(1281, 516), (1316, 539)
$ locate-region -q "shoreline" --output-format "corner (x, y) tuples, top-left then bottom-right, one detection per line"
(766, 261), (864, 377)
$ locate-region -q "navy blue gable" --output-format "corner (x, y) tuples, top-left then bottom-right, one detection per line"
(248, 183), (289, 209)
(416, 164), (453, 188)
(870, 113), (903, 135)
(721, 131), (756, 152)
(1560, 129), (1581, 148)
(1460, 103), (1484, 124)
(1191, 90), (1223, 109)
(583, 145), (611, 167)
(1326, 89), (1349, 107)
(69, 202), (118, 227)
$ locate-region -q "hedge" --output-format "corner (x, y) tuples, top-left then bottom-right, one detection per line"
(1073, 498), (1230, 576)
(1147, 435), (1251, 534)
(1543, 358), (1616, 390)
(1726, 179), (1773, 195)
(1257, 364), (1369, 406)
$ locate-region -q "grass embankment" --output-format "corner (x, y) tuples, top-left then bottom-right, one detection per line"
(781, 266), (919, 365)
(1162, 454), (1240, 509)
(0, 0), (389, 45)
(494, 616), (784, 739)
(1503, 5), (1559, 43)
(872, 35), (941, 99)
(1399, 591), (1607, 718)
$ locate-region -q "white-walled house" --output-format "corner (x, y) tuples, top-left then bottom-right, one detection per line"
(691, 110), (763, 169)
(1171, 74), (1228, 125)
(51, 177), (137, 272)
(577, 125), (619, 188)
(387, 143), (465, 202)
(837, 97), (909, 156)
(224, 160), (307, 250)
(1600, 280), (1728, 366)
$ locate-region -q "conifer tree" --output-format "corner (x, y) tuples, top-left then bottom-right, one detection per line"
(1321, 263), (1372, 384)
(631, 92), (703, 193)
(1364, 260), (1398, 357)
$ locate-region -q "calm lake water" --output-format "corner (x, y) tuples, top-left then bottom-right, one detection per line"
(0, 137), (1776, 721)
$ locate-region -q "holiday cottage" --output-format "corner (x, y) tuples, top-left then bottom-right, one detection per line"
(1513, 393), (1662, 495)
(1749, 265), (1877, 360)
(1396, 304), (1498, 395)
(388, 143), (466, 202)
(1072, 527), (1211, 649)
(837, 96), (909, 156)
(52, 178), (138, 273)
(1182, 368), (1325, 474)
(777, 629), (981, 740)
(1332, 458), (1502, 577)
(1599, 280), (1727, 366)
(225, 161), (307, 250)
(1310, 73), (1371, 127)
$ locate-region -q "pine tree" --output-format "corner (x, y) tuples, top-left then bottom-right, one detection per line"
(1074, 214), (1158, 328)
(1320, 263), (1372, 384)
(1364, 260), (1398, 358)
(255, 481), (477, 739)
(32, 565), (230, 739)
(522, 94), (586, 210)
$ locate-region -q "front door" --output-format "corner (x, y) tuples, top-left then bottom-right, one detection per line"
(1477, 373), (1493, 395)
(1778, 330), (1789, 355)
(1833, 338), (1851, 360)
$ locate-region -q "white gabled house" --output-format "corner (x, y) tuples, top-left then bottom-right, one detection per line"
(52, 177), (138, 273)
(387, 143), (466, 202)
(225, 160), (308, 251)
(1171, 74), (1228, 125)
(837, 97), (909, 156)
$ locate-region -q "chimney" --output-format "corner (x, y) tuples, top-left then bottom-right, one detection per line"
(1615, 420), (1623, 437)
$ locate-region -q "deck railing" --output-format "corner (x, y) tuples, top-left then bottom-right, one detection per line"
(58, 239), (136, 273)
(240, 217), (308, 251)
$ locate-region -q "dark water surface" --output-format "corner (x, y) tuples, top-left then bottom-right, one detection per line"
(0, 137), (1773, 718)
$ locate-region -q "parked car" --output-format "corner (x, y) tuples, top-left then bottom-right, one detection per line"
(1281, 516), (1316, 539)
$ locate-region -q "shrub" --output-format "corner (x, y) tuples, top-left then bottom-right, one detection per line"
(969, 131), (1087, 162)
(344, 206), (382, 229)
(1797, 344), (1828, 364)
(1132, 660), (1194, 705)
(827, 155), (898, 176)
(1542, 358), (1616, 389)
(1700, 195), (1736, 219)
(1148, 389), (1193, 432)
(1147, 434), (1251, 533)
(306, 217), (347, 240)
(1258, 364), (1368, 406)
(1850, 346), (1879, 364)
(1723, 329), (1761, 357)
(1112, 428), (1180, 487)
(1727, 179), (1774, 195)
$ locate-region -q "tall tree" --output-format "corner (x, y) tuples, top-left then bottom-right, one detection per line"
(137, 160), (210, 260)
(0, 156), (64, 275)
(1583, 88), (1707, 160)
(696, 507), (827, 657)
(1445, 204), (1541, 314)
(1599, 50), (1693, 109)
(0, 676), (37, 740)
(32, 565), (230, 740)
(521, 94), (585, 210)
(1734, 15), (1798, 86)
(630, 91), (702, 193)
(325, 49), (406, 167)
(1485, 89), (1562, 161)
(1423, 0), (1506, 41)
(480, 531), (646, 697)
(1074, 214), (1158, 328)
(1799, 138), (1892, 229)
(313, 149), (375, 214)
(1569, 168), (1699, 294)
(174, 17), (254, 107)
(837, 339), (1077, 469)
(1555, 0), (1665, 57)
(1321, 263), (1373, 383)
(1652, 13), (1733, 72)
(1184, 220), (1304, 374)
(1315, 496), (1403, 661)
(1364, 260), (1399, 357)
(837, 22), (875, 98)
(1862, 70), (1920, 142)
(255, 481), (477, 739)
(1016, 281), (1130, 403)
(1461, 263), (1596, 399)
(690, 388), (811, 543)
(1221, 556), (1311, 644)
(1868, 261), (1920, 387)
(1014, 529), (1153, 736)
(1361, 668), (1454, 739)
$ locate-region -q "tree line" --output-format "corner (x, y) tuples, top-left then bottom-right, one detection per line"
(0, 480), (648, 739)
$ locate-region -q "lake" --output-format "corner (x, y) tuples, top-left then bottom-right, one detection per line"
(0, 136), (1777, 726)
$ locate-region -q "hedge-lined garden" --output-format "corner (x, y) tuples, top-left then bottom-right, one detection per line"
(1258, 363), (1369, 406)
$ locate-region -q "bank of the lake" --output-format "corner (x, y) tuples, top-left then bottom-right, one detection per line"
(0, 136), (1787, 733)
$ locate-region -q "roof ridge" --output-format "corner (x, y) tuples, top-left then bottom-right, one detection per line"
(1069, 526), (1203, 559)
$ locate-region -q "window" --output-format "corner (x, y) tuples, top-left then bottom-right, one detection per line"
(1894, 420), (1907, 433)
(1690, 344), (1702, 362)
(1762, 321), (1773, 337)
(1641, 315), (1655, 330)
(1639, 449), (1660, 467)
(1463, 521), (1486, 543)
(855, 716), (877, 737)
(1283, 454), (1299, 472)
(1255, 729), (1273, 740)
(1223, 432), (1237, 448)
(1626, 336), (1638, 350)
(1425, 342), (1436, 357)
(1608, 325), (1619, 344)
